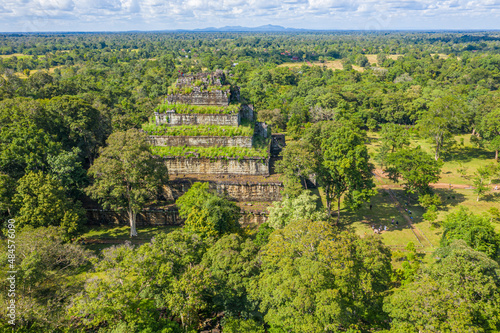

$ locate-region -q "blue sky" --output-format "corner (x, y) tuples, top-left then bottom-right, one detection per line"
(1, 0), (499, 32)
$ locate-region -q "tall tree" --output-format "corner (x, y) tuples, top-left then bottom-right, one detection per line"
(176, 182), (240, 239)
(250, 220), (392, 332)
(441, 207), (500, 259)
(384, 241), (500, 332)
(86, 129), (168, 236)
(379, 123), (410, 153)
(417, 95), (465, 160)
(12, 171), (85, 238)
(305, 120), (375, 223)
(201, 234), (260, 319)
(276, 140), (317, 195)
(384, 146), (442, 194)
(477, 108), (500, 162)
(267, 190), (326, 229)
(42, 96), (106, 162)
(0, 227), (90, 331)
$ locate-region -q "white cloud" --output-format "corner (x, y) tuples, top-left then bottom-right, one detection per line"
(0, 0), (499, 31)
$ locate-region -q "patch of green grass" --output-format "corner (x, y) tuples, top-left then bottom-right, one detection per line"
(156, 102), (239, 115)
(142, 123), (253, 137)
(80, 225), (177, 240)
(367, 132), (498, 185)
(151, 145), (269, 159)
(78, 225), (180, 253)
(344, 189), (430, 248)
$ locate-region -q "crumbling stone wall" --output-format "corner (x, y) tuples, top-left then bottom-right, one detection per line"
(163, 156), (270, 176)
(271, 134), (286, 156)
(149, 135), (253, 148)
(154, 112), (240, 126)
(255, 122), (271, 138)
(85, 208), (268, 227)
(168, 180), (282, 201)
(167, 90), (230, 106)
(175, 70), (226, 88)
(217, 182), (282, 201)
(240, 104), (254, 121)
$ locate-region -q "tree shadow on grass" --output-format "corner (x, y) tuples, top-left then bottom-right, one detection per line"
(433, 188), (467, 212)
(442, 145), (495, 163)
(483, 192), (500, 203)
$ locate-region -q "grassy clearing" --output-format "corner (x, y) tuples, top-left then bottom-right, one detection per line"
(0, 53), (34, 59)
(152, 145), (269, 159)
(367, 131), (498, 186)
(409, 134), (496, 185)
(277, 60), (365, 72)
(343, 189), (436, 250)
(143, 123), (253, 137)
(16, 65), (65, 78)
(156, 102), (240, 115)
(78, 225), (179, 253)
(277, 55), (402, 72)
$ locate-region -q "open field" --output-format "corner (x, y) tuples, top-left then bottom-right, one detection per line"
(278, 54), (403, 72)
(367, 131), (499, 186)
(311, 132), (500, 257)
(0, 53), (34, 59)
(278, 60), (365, 72)
(78, 225), (180, 253)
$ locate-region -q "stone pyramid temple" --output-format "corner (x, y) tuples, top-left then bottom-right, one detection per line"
(143, 70), (285, 213)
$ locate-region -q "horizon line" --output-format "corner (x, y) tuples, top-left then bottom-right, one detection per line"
(1, 27), (500, 34)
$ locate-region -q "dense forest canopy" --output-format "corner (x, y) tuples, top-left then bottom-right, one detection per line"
(1, 31), (500, 332)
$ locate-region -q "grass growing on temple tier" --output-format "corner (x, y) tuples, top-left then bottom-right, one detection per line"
(142, 123), (254, 137)
(155, 102), (240, 114)
(151, 145), (269, 158)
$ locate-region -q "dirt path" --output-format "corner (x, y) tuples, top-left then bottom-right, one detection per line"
(385, 188), (433, 248)
(373, 169), (434, 248)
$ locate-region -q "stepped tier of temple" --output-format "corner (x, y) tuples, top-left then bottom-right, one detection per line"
(145, 70), (279, 177)
(143, 70), (285, 206)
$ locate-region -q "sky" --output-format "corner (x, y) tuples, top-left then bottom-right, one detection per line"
(1, 0), (499, 32)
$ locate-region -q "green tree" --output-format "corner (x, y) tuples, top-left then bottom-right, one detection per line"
(472, 172), (490, 202)
(394, 242), (421, 286)
(422, 205), (439, 225)
(223, 317), (265, 333)
(276, 140), (316, 195)
(67, 242), (182, 332)
(86, 129), (168, 237)
(418, 193), (442, 209)
(417, 95), (465, 160)
(385, 147), (442, 194)
(0, 227), (90, 331)
(320, 121), (376, 223)
(0, 101), (61, 179)
(42, 95), (106, 162)
(201, 234), (260, 318)
(47, 147), (87, 195)
(167, 265), (214, 329)
(12, 171), (85, 237)
(250, 220), (392, 332)
(0, 172), (15, 216)
(379, 123), (410, 153)
(384, 240), (500, 332)
(477, 108), (500, 162)
(267, 190), (326, 229)
(441, 207), (500, 259)
(176, 182), (240, 239)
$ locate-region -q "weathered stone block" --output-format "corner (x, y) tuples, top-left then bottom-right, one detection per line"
(167, 90), (230, 106)
(168, 180), (282, 201)
(164, 157), (270, 176)
(149, 135), (253, 148)
(155, 112), (240, 126)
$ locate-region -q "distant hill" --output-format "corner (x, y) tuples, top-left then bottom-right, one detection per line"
(174, 25), (307, 32)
